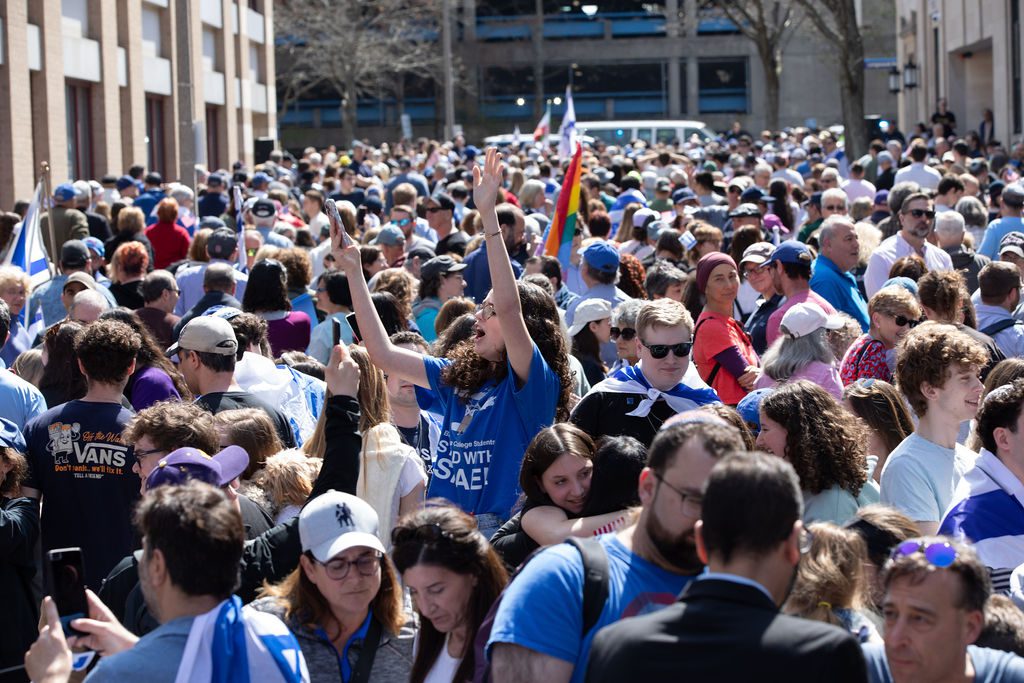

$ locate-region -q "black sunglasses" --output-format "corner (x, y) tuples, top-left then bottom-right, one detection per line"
(610, 326), (636, 341)
(640, 340), (693, 359)
(892, 314), (924, 328)
(905, 208), (936, 219)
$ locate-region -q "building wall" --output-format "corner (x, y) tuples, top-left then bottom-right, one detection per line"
(0, 0), (276, 209)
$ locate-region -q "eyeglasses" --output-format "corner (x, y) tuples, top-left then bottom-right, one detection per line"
(610, 326), (637, 341)
(640, 340), (693, 359)
(892, 314), (924, 328)
(823, 205), (846, 211)
(314, 550), (383, 581)
(391, 523), (453, 547)
(653, 471), (702, 518)
(890, 540), (958, 568)
(246, 249), (258, 257)
(854, 377), (876, 389)
(905, 208), (936, 219)
(425, 207), (446, 214)
(476, 302), (497, 321)
(395, 217), (412, 227)
(316, 287), (328, 293)
(134, 447), (165, 461)
(799, 528), (814, 555)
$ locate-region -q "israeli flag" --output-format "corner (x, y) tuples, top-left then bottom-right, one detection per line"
(558, 86), (577, 159)
(2, 180), (52, 326)
(234, 185), (246, 271)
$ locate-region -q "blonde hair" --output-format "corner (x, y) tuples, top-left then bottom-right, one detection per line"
(215, 408), (284, 478)
(784, 522), (869, 626)
(189, 228), (213, 262)
(348, 346), (390, 431)
(11, 348), (44, 387)
(636, 298), (694, 339)
(252, 449), (322, 511)
(117, 206), (146, 235)
(0, 265), (30, 293)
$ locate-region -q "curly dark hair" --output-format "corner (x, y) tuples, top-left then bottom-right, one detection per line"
(617, 253), (647, 300)
(276, 248), (313, 291)
(432, 313), (477, 358)
(242, 259), (291, 313)
(100, 308), (192, 400)
(74, 319), (143, 385)
(440, 282), (573, 421)
(760, 381), (869, 496)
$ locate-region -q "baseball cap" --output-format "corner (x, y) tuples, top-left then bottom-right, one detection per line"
(144, 446), (250, 490)
(116, 175), (135, 190)
(427, 192), (455, 212)
(1000, 231), (1024, 258)
(166, 316), (238, 357)
(372, 224), (406, 247)
(631, 208), (660, 229)
(671, 187), (697, 205)
(200, 216), (227, 230)
(421, 255), (466, 281)
(989, 181), (1006, 198)
(250, 198), (277, 218)
(579, 241), (620, 274)
(568, 299), (612, 337)
(763, 240), (813, 267)
(647, 220), (670, 241)
(82, 236), (105, 259)
(655, 178), (672, 192)
(251, 172), (271, 187)
(807, 191), (823, 208)
(0, 417), (26, 452)
(206, 173), (225, 187)
(145, 172), (163, 186)
(207, 228), (238, 259)
(740, 187), (774, 204)
(300, 490), (385, 562)
(63, 271), (100, 293)
(942, 151), (956, 163)
(60, 240), (91, 268)
(876, 151), (894, 165)
(739, 241), (775, 267)
(407, 245), (437, 262)
(780, 302), (845, 338)
(736, 388), (773, 435)
(1002, 184), (1024, 207)
(362, 196), (384, 214)
(873, 190), (889, 206)
(727, 203), (761, 218)
(53, 183), (77, 202)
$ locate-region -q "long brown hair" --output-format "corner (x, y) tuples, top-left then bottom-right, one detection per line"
(348, 346), (391, 432)
(215, 408), (284, 478)
(391, 503), (509, 683)
(440, 282), (573, 421)
(784, 522), (869, 625)
(842, 379), (914, 456)
(519, 424), (595, 505)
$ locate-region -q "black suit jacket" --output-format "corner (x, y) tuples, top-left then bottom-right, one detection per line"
(586, 578), (867, 683)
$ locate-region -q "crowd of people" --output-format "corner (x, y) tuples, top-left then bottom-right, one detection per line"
(6, 114), (1024, 682)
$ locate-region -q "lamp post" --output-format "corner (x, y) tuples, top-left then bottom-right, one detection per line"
(903, 59), (919, 89)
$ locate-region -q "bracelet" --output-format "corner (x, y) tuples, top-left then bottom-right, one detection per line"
(485, 231), (502, 238)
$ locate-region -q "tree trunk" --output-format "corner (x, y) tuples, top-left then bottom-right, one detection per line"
(760, 45), (782, 131)
(838, 32), (867, 158)
(341, 74), (358, 145)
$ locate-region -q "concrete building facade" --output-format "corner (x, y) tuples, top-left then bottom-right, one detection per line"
(0, 0), (276, 209)
(895, 0), (1023, 144)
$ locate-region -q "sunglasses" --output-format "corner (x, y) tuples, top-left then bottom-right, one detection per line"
(823, 205), (846, 211)
(391, 523), (452, 546)
(395, 217), (412, 226)
(425, 207), (446, 213)
(640, 340), (693, 359)
(610, 326), (637, 341)
(892, 314), (923, 328)
(890, 540), (958, 568)
(905, 208), (936, 219)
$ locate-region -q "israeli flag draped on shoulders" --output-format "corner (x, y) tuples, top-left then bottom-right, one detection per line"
(589, 363), (720, 418)
(174, 596), (309, 683)
(2, 178), (52, 328)
(939, 448), (1024, 594)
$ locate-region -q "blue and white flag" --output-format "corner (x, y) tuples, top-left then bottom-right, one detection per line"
(174, 595), (309, 683)
(3, 179), (52, 325)
(558, 86), (577, 159)
(588, 363), (720, 418)
(233, 185), (246, 271)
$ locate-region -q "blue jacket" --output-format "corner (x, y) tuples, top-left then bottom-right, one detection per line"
(810, 255), (869, 332)
(463, 241), (523, 303)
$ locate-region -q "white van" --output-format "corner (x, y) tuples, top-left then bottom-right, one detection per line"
(576, 120), (717, 145)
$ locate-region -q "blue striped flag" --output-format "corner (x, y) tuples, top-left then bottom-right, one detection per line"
(233, 185), (246, 271)
(2, 180), (52, 325)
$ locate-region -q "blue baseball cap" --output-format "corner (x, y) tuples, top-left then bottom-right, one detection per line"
(82, 237), (105, 258)
(763, 240), (813, 267)
(116, 175), (135, 190)
(736, 388), (773, 435)
(251, 172), (271, 187)
(53, 183), (77, 202)
(145, 446), (250, 490)
(373, 224), (406, 247)
(579, 241), (620, 274)
(740, 187), (775, 204)
(672, 187), (697, 204)
(881, 276), (919, 298)
(0, 417), (26, 452)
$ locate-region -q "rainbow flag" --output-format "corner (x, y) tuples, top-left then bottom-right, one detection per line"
(543, 143), (582, 266)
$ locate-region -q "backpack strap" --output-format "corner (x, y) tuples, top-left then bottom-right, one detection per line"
(350, 617), (383, 683)
(980, 318), (1020, 338)
(564, 537), (610, 635)
(692, 318), (721, 386)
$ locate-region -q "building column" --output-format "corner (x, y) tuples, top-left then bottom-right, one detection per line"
(687, 57), (700, 120)
(262, 0), (277, 144)
(119, 0), (146, 171)
(0, 0), (36, 206)
(28, 0), (68, 183)
(219, 0), (238, 166)
(668, 60), (682, 117)
(236, 5), (254, 167)
(93, 0), (122, 176)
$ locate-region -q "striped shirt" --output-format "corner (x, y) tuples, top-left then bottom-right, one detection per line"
(940, 448), (1024, 594)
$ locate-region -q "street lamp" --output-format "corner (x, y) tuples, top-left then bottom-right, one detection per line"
(582, 4), (598, 15)
(903, 59), (918, 89)
(888, 66), (901, 94)
(553, 96), (562, 105)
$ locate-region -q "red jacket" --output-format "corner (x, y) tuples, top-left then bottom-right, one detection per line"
(144, 221), (191, 269)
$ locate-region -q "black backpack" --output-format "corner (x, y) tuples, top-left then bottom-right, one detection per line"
(980, 318), (1021, 338)
(471, 537), (609, 683)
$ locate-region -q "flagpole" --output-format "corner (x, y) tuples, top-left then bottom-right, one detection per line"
(40, 162), (57, 276)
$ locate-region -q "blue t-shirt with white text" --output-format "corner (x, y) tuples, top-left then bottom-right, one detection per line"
(424, 342), (560, 519)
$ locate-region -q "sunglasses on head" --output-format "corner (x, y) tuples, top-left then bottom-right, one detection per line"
(391, 523), (452, 547)
(890, 540), (958, 568)
(640, 340), (693, 359)
(905, 208), (936, 219)
(610, 326), (636, 341)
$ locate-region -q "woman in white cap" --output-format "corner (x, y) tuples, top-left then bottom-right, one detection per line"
(568, 298), (613, 386)
(252, 490), (414, 683)
(755, 302), (845, 400)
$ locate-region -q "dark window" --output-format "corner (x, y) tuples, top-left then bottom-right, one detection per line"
(65, 82), (93, 180)
(145, 96), (166, 176)
(1013, 1), (1021, 135)
(698, 58), (748, 113)
(205, 105), (220, 170)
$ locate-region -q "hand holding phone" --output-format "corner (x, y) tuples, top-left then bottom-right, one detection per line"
(326, 199), (353, 249)
(346, 311), (363, 344)
(48, 548), (88, 637)
(332, 318), (341, 347)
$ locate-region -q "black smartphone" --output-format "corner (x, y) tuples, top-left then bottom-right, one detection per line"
(332, 317), (341, 346)
(48, 547), (88, 636)
(346, 311), (362, 344)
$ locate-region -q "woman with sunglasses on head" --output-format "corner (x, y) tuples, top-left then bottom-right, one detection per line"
(333, 148), (571, 540)
(840, 285), (922, 386)
(692, 252), (760, 406)
(842, 379), (915, 483)
(243, 258), (313, 357)
(391, 503), (508, 683)
(252, 491), (415, 682)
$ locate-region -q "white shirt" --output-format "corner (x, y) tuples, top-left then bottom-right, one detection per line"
(864, 232), (954, 297)
(894, 162), (942, 191)
(841, 178), (877, 203)
(772, 168), (805, 188)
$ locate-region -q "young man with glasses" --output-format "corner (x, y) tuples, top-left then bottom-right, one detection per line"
(587, 453), (867, 682)
(136, 270), (182, 350)
(881, 324), (987, 535)
(861, 537), (1024, 681)
(488, 419), (745, 683)
(865, 192), (954, 297)
(975, 262), (1024, 358)
(571, 299), (719, 447)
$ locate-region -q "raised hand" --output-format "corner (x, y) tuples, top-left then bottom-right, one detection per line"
(325, 341), (360, 398)
(329, 209), (362, 276)
(472, 147), (503, 215)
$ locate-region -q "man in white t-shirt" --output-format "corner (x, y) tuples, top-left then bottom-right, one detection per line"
(880, 324), (988, 534)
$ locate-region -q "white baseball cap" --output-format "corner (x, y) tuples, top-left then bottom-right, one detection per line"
(780, 302), (845, 339)
(299, 490), (385, 562)
(568, 299), (612, 337)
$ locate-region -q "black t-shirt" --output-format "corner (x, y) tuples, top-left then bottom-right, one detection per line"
(194, 391), (297, 448)
(570, 391), (679, 447)
(108, 281), (146, 310)
(396, 413), (433, 478)
(24, 400), (139, 588)
(329, 189), (366, 207)
(436, 230), (469, 257)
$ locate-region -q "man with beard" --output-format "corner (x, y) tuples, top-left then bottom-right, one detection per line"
(586, 453), (867, 682)
(487, 418), (745, 683)
(864, 192), (953, 297)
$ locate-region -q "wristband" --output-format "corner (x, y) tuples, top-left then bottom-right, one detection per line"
(485, 231), (502, 238)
